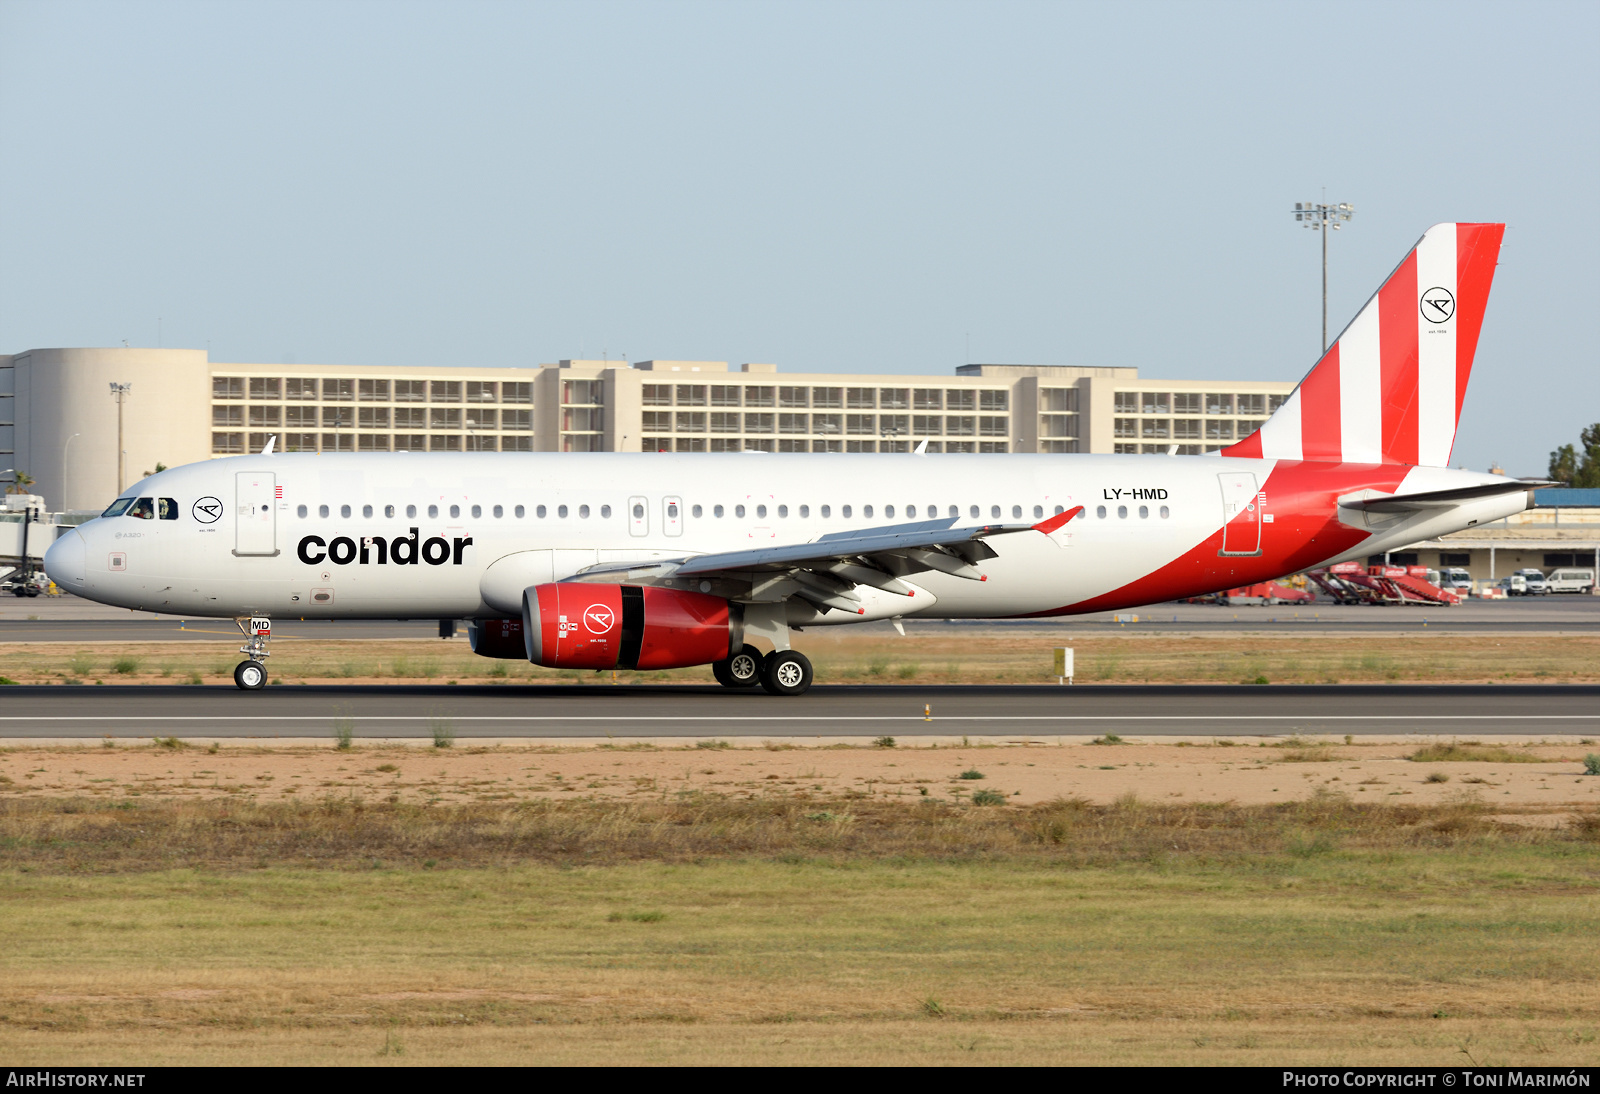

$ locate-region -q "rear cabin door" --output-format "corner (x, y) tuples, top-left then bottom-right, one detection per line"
(1217, 472), (1261, 556)
(663, 496), (683, 537)
(234, 472), (279, 557)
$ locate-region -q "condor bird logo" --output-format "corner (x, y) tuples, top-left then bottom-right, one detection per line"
(192, 497), (223, 524)
(583, 605), (616, 634)
(1420, 286), (1455, 324)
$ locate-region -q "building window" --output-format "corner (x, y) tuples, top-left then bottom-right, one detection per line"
(946, 390), (975, 411)
(744, 386), (775, 408)
(676, 411), (707, 433)
(502, 409), (532, 431)
(563, 434), (599, 452)
(1141, 419), (1171, 439)
(212, 377), (244, 400)
(978, 416), (1008, 437)
(211, 432), (244, 453)
(1114, 418), (1138, 438)
(432, 380), (462, 403)
(1114, 392), (1139, 414)
(778, 439), (808, 452)
(1141, 393), (1169, 415)
(676, 384), (707, 406)
(913, 389), (943, 411)
(675, 437), (707, 452)
(1041, 388), (1078, 413)
(322, 433), (354, 452)
(286, 378), (318, 401)
(1269, 393), (1288, 413)
(1440, 552), (1471, 567)
(1040, 414), (1077, 438)
(429, 408), (461, 430)
(643, 384), (673, 406)
(285, 406), (317, 428)
(709, 412), (740, 433)
(1173, 392), (1201, 414)
(430, 434), (461, 452)
(250, 406), (282, 428)
(978, 441), (1009, 453)
(880, 388), (909, 410)
(391, 407), (424, 429)
(812, 387), (843, 409)
(213, 405), (243, 427)
(466, 409), (495, 430)
(813, 413), (842, 436)
(1114, 443), (1138, 454)
(248, 377), (281, 400)
(1205, 420), (1233, 440)
(846, 440), (875, 453)
(502, 434), (532, 452)
(880, 414), (909, 439)
(1206, 393), (1233, 415)
(778, 413), (809, 434)
(324, 378), (355, 402)
(744, 438), (774, 452)
(779, 386), (809, 408)
(944, 441), (974, 453)
(1238, 394), (1265, 416)
(358, 379), (390, 402)
(710, 385), (742, 407)
(466, 381), (498, 403)
(744, 412), (774, 434)
(502, 382), (532, 404)
(1544, 553), (1577, 568)
(321, 406), (353, 428)
(1175, 444), (1201, 455)
(1174, 419), (1201, 440)
(846, 387), (876, 409)
(561, 407), (601, 432)
(466, 435), (498, 452)
(912, 415), (943, 436)
(283, 433), (318, 452)
(394, 380), (426, 403)
(642, 411), (672, 433)
(1042, 439), (1079, 453)
(846, 414), (875, 436)
(947, 416), (975, 437)
(358, 434), (390, 451)
(393, 434), (426, 452)
(707, 438), (738, 452)
(979, 390), (1008, 412)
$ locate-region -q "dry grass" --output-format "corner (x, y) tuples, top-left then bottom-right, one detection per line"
(4, 632), (1600, 686)
(1408, 742), (1550, 764)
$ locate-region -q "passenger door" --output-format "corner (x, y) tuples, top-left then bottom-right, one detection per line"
(628, 495), (649, 537)
(234, 472), (279, 557)
(1217, 472), (1261, 557)
(663, 495), (683, 537)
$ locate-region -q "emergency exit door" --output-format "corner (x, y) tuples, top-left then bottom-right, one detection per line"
(234, 472), (279, 557)
(1217, 472), (1261, 556)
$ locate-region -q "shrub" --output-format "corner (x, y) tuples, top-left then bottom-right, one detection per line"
(1408, 743), (1542, 764)
(1091, 733), (1123, 746)
(111, 658), (140, 675)
(1585, 755), (1600, 777)
(695, 739), (731, 750)
(333, 718), (354, 751)
(430, 718), (455, 749)
(970, 789), (1007, 806)
(873, 736), (896, 749)
(1424, 772), (1450, 784)
(958, 769), (985, 780)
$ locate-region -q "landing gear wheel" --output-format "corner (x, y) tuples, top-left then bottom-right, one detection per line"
(234, 660), (268, 690)
(759, 650), (813, 696)
(713, 647), (763, 689)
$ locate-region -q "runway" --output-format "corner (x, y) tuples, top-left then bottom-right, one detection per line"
(1, 683), (1595, 738)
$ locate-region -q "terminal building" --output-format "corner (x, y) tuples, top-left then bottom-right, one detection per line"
(0, 347), (1294, 512)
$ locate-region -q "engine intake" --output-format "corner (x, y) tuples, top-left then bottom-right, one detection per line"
(521, 583), (743, 671)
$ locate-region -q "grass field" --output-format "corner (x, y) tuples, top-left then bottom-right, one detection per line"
(3, 630), (1598, 686)
(2, 792), (1599, 1065)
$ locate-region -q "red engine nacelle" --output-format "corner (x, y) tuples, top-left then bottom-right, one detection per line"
(521, 584), (742, 670)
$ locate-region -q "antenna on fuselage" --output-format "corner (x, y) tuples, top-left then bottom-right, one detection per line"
(913, 438), (929, 456)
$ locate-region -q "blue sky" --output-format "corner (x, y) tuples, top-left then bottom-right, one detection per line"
(1, 0), (1594, 474)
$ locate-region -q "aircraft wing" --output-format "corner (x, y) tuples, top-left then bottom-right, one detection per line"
(568, 506), (1083, 613)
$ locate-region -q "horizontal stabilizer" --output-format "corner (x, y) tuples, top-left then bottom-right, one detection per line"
(1341, 480), (1549, 514)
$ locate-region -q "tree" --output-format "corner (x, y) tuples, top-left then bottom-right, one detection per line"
(1550, 424), (1600, 488)
(141, 462), (168, 479)
(5, 470), (34, 495)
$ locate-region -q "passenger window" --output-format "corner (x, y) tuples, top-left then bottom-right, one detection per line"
(777, 505), (788, 518)
(969, 505), (979, 519)
(492, 505), (503, 518)
(385, 505), (396, 518)
(558, 505), (568, 518)
(1012, 505), (1022, 519)
(1139, 505), (1149, 519)
(842, 505), (852, 518)
(863, 505), (874, 518)
(579, 505), (590, 518)
(427, 505), (439, 519)
(471, 504), (481, 518)
(341, 505), (352, 518)
(1033, 505), (1044, 519)
(319, 504), (330, 518)
(735, 505), (746, 518)
(158, 498), (179, 520)
(449, 504), (460, 518)
(363, 505), (373, 518)
(127, 498), (155, 520)
(601, 504), (612, 518)
(102, 498), (134, 517)
(820, 505), (830, 518)
(405, 505), (416, 518)
(1053, 505), (1064, 515)
(1097, 505), (1107, 518)
(1159, 505), (1170, 519)
(756, 505), (767, 518)
(692, 504), (703, 518)
(990, 505), (1000, 519)
(297, 504), (308, 518)
(799, 505), (809, 518)
(667, 501), (679, 519)
(906, 505), (916, 518)
(949, 506), (958, 519)
(1117, 505), (1128, 519)
(714, 504), (724, 518)
(633, 502), (644, 519)
(514, 505), (525, 518)
(536, 505), (546, 518)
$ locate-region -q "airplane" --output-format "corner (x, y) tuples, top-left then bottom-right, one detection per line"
(45, 222), (1531, 695)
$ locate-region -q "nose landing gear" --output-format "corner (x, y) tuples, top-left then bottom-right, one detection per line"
(233, 616), (272, 691)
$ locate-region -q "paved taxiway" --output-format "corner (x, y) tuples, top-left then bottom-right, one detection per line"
(1, 683), (1595, 738)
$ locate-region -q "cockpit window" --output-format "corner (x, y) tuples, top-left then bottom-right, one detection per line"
(102, 498), (134, 518)
(127, 497), (155, 520)
(158, 498), (179, 520)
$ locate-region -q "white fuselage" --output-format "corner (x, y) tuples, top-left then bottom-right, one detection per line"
(45, 452), (1524, 622)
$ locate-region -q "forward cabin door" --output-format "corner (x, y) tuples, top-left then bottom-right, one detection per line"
(234, 471), (279, 557)
(1217, 471), (1261, 556)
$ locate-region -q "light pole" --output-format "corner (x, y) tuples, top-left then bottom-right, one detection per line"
(108, 383), (133, 492)
(1293, 200), (1354, 353)
(61, 433), (80, 511)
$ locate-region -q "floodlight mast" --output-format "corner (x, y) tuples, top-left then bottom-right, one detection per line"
(1293, 201), (1354, 353)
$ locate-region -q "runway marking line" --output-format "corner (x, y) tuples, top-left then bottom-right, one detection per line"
(0, 715), (1595, 723)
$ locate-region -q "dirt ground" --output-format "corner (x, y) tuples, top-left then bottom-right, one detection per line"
(2, 736), (1596, 811)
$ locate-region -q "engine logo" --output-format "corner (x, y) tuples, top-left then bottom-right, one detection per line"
(584, 605), (615, 634)
(192, 496), (223, 524)
(1420, 286), (1455, 324)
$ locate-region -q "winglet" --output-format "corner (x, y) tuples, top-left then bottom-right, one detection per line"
(913, 438), (929, 455)
(261, 435), (277, 455)
(1032, 505), (1083, 535)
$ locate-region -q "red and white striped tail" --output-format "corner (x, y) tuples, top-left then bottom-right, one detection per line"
(1225, 222), (1505, 467)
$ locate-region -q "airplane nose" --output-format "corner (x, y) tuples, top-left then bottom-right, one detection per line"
(44, 529), (86, 587)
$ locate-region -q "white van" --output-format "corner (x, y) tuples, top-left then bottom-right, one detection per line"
(1439, 567), (1473, 593)
(1514, 568), (1549, 595)
(1546, 568), (1596, 594)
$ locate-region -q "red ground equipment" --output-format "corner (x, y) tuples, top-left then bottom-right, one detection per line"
(1305, 564), (1461, 606)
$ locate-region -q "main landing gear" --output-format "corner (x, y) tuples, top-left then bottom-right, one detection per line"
(233, 616), (272, 691)
(711, 646), (814, 696)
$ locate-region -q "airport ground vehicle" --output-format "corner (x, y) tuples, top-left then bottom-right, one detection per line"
(1439, 567), (1473, 593)
(1546, 568), (1596, 594)
(46, 223), (1533, 694)
(0, 566), (45, 598)
(1514, 568), (1549, 595)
